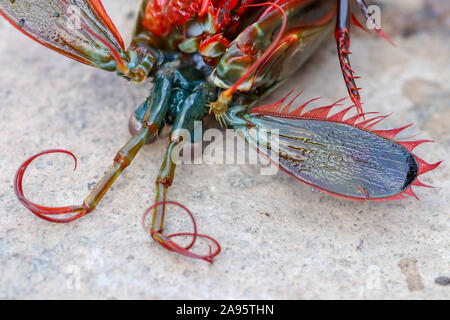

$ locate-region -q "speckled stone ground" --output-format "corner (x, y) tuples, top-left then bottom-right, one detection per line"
(0, 0), (448, 299)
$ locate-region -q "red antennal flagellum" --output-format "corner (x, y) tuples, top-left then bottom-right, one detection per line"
(14, 149), (89, 223)
(142, 201), (221, 263)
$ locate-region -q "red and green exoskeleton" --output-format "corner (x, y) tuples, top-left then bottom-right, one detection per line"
(1, 0), (441, 262)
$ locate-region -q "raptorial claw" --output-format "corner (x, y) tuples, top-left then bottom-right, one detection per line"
(14, 149), (89, 223)
(142, 201), (221, 263)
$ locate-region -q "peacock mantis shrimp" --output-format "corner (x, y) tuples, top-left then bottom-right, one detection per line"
(0, 0), (441, 262)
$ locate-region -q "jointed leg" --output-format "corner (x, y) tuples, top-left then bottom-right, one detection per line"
(14, 69), (175, 222)
(15, 63), (220, 261)
(83, 123), (156, 212)
(152, 141), (177, 234)
(335, 0), (396, 116)
(335, 0), (363, 115)
(142, 83), (221, 262)
(143, 139), (221, 263)
(14, 111), (158, 223)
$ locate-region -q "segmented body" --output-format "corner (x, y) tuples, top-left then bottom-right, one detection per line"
(0, 0), (441, 262)
(138, 0), (337, 93)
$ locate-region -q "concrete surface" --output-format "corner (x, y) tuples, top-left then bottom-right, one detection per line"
(0, 0), (448, 299)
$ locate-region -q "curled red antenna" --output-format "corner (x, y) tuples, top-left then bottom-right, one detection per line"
(142, 201), (221, 263)
(14, 149), (89, 223)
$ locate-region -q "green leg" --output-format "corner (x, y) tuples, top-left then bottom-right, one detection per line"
(82, 123), (155, 212)
(15, 70), (174, 222)
(83, 68), (178, 212)
(145, 84), (221, 262)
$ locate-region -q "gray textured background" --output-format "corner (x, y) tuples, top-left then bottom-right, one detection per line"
(0, 0), (448, 299)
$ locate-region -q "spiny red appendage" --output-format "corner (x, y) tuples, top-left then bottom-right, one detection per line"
(335, 29), (363, 116)
(142, 201), (221, 263)
(351, 13), (369, 32)
(250, 91), (442, 201)
(415, 156), (442, 176)
(372, 123), (415, 139)
(374, 28), (396, 47)
(14, 149), (88, 223)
